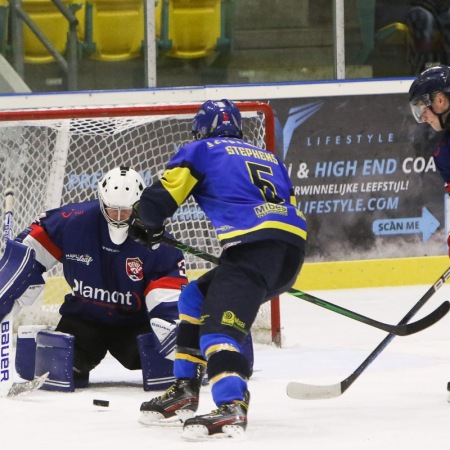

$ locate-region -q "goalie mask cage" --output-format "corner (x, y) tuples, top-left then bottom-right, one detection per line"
(0, 101), (282, 346)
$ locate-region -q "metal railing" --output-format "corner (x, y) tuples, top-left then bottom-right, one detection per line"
(8, 0), (79, 90)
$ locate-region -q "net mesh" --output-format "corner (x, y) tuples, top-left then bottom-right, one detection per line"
(0, 102), (278, 344)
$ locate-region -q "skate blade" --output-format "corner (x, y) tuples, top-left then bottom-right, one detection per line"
(181, 424), (245, 441)
(138, 409), (194, 428)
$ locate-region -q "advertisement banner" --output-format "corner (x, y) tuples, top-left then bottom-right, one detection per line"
(270, 95), (445, 262)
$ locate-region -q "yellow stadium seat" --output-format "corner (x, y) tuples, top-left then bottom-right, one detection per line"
(21, 0), (78, 64)
(87, 0), (144, 61)
(162, 0), (224, 59)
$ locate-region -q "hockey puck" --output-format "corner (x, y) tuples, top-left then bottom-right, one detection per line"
(93, 399), (109, 407)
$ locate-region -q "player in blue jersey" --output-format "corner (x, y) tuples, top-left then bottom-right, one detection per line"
(129, 100), (306, 440)
(0, 166), (188, 392)
(409, 64), (450, 401)
(409, 64), (450, 247)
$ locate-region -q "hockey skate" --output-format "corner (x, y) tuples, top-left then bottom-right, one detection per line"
(138, 365), (205, 427)
(181, 390), (250, 441)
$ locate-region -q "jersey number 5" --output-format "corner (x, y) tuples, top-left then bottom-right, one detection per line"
(246, 162), (283, 204)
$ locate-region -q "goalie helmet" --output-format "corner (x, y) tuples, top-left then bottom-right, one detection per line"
(409, 64), (450, 123)
(98, 166), (145, 244)
(192, 99), (243, 140)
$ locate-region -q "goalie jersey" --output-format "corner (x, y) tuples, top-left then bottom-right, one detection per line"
(15, 201), (187, 326)
(139, 137), (307, 249)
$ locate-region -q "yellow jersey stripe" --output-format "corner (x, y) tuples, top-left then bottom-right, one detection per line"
(179, 314), (200, 325)
(210, 372), (245, 386)
(205, 343), (239, 359)
(175, 353), (206, 365)
(218, 220), (307, 241)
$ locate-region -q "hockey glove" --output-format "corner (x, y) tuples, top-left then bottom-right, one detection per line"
(128, 201), (147, 244)
(145, 226), (165, 250)
(128, 202), (165, 251)
(447, 232), (450, 258)
(127, 222), (148, 245)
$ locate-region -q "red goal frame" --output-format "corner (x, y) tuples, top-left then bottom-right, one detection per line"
(0, 101), (282, 346)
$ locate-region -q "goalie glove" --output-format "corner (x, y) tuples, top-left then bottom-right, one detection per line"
(128, 202), (165, 250)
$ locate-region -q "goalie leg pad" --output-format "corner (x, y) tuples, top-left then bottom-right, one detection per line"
(137, 332), (175, 391)
(0, 240), (45, 321)
(15, 325), (55, 381)
(35, 330), (75, 392)
(150, 318), (177, 361)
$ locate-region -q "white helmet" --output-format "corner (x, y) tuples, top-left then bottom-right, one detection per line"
(98, 166), (145, 244)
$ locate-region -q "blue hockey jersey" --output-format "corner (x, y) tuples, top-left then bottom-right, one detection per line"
(433, 132), (450, 184)
(139, 137), (307, 249)
(16, 201), (187, 326)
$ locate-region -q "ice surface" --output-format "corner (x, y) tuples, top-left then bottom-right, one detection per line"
(2, 284), (450, 449)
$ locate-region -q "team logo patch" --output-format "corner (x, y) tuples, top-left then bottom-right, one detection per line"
(126, 257), (143, 281)
(66, 253), (93, 266)
(221, 310), (246, 333)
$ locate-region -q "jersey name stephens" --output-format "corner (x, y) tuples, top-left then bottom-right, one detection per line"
(72, 279), (133, 305)
(224, 145), (279, 164)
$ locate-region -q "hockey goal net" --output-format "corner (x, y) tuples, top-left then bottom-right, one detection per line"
(0, 101), (281, 345)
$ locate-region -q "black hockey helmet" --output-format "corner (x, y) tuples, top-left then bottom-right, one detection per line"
(409, 64), (450, 122)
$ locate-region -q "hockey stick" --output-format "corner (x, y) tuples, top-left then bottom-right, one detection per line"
(161, 236), (450, 336)
(286, 265), (450, 400)
(0, 189), (15, 395)
(3, 188), (13, 241)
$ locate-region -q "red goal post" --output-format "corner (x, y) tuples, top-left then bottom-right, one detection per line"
(0, 101), (281, 346)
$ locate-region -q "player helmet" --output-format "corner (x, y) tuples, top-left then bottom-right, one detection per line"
(192, 99), (243, 139)
(98, 166), (145, 229)
(409, 64), (450, 122)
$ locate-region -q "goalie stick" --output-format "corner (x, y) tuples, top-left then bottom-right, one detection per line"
(0, 189), (49, 398)
(161, 236), (450, 336)
(0, 188), (15, 396)
(6, 371), (49, 398)
(286, 265), (450, 400)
